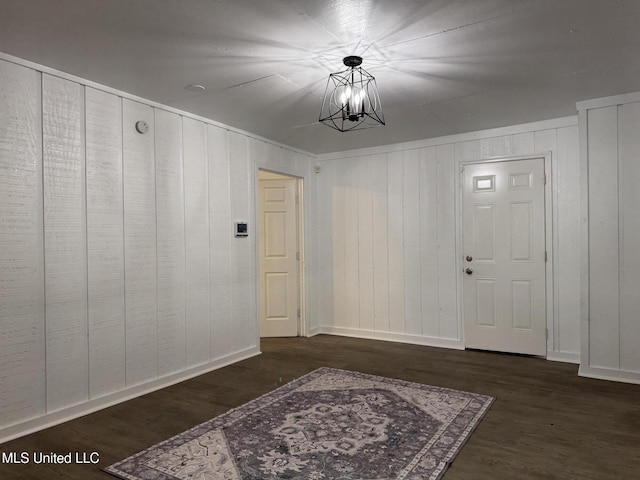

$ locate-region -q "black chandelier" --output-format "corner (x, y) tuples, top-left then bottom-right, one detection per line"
(319, 56), (385, 132)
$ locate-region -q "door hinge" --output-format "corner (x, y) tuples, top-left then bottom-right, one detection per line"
(297, 308), (301, 318)
(546, 328), (548, 340)
(543, 173), (547, 185)
(296, 251), (300, 261)
(545, 251), (547, 263)
(295, 194), (300, 204)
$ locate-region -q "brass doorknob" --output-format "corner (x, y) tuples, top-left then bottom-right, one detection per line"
(465, 268), (473, 275)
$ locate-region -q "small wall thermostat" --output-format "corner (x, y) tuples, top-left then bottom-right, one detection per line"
(234, 222), (248, 238)
(135, 120), (149, 134)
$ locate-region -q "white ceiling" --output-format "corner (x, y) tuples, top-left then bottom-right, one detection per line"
(1, 0), (640, 154)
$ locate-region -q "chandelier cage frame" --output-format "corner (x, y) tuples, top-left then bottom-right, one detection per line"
(319, 56), (385, 132)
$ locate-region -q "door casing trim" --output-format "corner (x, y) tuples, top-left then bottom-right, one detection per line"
(255, 168), (306, 339)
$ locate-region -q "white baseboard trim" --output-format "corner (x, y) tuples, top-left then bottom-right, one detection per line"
(578, 365), (640, 385)
(318, 326), (465, 350)
(0, 347), (261, 444)
(306, 327), (321, 337)
(546, 351), (581, 364)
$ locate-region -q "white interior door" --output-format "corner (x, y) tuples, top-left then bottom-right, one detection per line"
(462, 158), (547, 356)
(259, 175), (299, 337)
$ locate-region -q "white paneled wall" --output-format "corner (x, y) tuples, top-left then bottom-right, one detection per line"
(0, 61), (45, 426)
(42, 74), (88, 411)
(155, 109), (185, 377)
(579, 93), (640, 384)
(86, 87), (125, 398)
(184, 118), (211, 366)
(208, 126), (232, 358)
(315, 119), (581, 359)
(123, 99), (158, 386)
(0, 56), (313, 441)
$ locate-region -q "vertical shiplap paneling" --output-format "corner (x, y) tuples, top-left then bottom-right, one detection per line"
(281, 147), (296, 174)
(419, 147), (439, 337)
(228, 131), (252, 351)
(617, 102), (640, 372)
(315, 160), (335, 327)
(123, 99), (157, 386)
(454, 139), (481, 163)
(42, 74), (88, 411)
(357, 156), (374, 331)
(533, 129), (557, 154)
(344, 158), (360, 329)
(154, 109), (185, 376)
(371, 154), (390, 332)
(403, 149), (422, 335)
(208, 125), (232, 358)
(294, 152), (310, 178)
(480, 136), (508, 158)
(587, 106), (620, 369)
(0, 61), (45, 426)
(266, 143), (284, 171)
(436, 144), (458, 339)
(85, 87), (125, 399)
(512, 132), (535, 156)
(556, 125), (581, 355)
(183, 118), (211, 365)
(387, 151), (405, 333)
(332, 160), (347, 328)
(247, 143), (258, 345)
(248, 137), (267, 169)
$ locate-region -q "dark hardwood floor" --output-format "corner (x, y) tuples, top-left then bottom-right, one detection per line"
(1, 335), (639, 479)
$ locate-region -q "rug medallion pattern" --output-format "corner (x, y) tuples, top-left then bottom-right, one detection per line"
(105, 368), (493, 480)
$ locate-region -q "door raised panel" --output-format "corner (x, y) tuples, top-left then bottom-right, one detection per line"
(476, 279), (497, 327)
(512, 280), (533, 329)
(265, 272), (288, 319)
(474, 204), (496, 262)
(509, 173), (532, 190)
(510, 201), (533, 262)
(265, 211), (287, 258)
(265, 186), (286, 203)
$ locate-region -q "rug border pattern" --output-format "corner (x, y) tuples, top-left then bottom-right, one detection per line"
(104, 367), (494, 480)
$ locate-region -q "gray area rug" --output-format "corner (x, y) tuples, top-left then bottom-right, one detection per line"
(105, 367), (494, 480)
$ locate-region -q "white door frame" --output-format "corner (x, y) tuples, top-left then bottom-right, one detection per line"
(255, 167), (306, 339)
(455, 153), (554, 356)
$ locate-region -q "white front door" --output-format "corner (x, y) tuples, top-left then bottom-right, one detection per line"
(462, 158), (547, 356)
(259, 176), (299, 337)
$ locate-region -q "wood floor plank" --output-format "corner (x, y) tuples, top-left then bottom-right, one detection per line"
(0, 335), (638, 479)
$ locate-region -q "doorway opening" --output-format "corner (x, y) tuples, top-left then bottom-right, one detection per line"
(258, 170), (304, 337)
